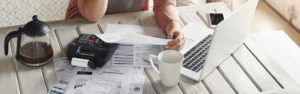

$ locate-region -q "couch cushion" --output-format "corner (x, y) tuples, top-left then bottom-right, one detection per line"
(292, 1), (299, 30)
(265, 0), (300, 30)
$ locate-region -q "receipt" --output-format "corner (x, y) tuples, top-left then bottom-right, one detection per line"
(97, 24), (171, 45)
(104, 24), (166, 38)
(97, 32), (171, 45)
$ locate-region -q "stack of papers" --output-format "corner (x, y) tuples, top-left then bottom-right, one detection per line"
(49, 24), (166, 94)
(49, 58), (145, 94)
(50, 23), (214, 94)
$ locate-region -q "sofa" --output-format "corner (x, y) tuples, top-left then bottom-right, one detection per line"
(264, 0), (300, 31)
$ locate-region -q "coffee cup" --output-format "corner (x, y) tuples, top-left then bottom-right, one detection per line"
(149, 50), (183, 87)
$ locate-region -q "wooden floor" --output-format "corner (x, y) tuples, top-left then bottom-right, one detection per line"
(234, 0), (300, 46)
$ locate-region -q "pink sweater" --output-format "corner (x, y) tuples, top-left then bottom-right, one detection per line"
(65, 0), (180, 29)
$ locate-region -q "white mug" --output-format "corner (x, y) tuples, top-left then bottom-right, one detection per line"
(149, 50), (183, 87)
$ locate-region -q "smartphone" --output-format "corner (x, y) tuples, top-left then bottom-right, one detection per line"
(208, 13), (224, 28)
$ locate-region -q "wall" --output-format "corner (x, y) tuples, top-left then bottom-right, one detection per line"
(0, 0), (69, 27)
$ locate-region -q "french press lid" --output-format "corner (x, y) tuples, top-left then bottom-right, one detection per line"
(22, 15), (49, 36)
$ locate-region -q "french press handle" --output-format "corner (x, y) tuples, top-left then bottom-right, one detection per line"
(4, 28), (22, 60)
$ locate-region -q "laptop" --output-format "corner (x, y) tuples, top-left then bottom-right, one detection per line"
(180, 0), (259, 81)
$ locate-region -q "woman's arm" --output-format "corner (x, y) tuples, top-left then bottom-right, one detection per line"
(65, 0), (108, 22)
(153, 0), (185, 50)
(153, 0), (180, 29)
(85, 0), (108, 18)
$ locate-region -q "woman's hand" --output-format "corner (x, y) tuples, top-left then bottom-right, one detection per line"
(164, 21), (185, 51)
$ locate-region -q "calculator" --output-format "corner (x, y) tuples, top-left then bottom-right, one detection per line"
(66, 34), (118, 68)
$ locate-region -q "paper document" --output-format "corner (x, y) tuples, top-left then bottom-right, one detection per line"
(112, 44), (135, 66)
(112, 44), (162, 67)
(49, 57), (94, 94)
(96, 24), (171, 45)
(104, 24), (166, 38)
(82, 75), (130, 94)
(49, 57), (145, 94)
(97, 32), (170, 45)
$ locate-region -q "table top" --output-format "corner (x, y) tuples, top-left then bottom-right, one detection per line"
(0, 2), (299, 94)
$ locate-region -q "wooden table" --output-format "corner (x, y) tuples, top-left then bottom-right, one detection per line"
(1, 2), (299, 94)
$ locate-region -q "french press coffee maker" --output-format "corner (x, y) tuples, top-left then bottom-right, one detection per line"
(4, 15), (53, 66)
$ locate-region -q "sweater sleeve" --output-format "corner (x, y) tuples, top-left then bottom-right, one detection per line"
(65, 0), (102, 22)
(153, 0), (180, 29)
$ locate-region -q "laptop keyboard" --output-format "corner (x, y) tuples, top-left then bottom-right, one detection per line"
(183, 35), (213, 72)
